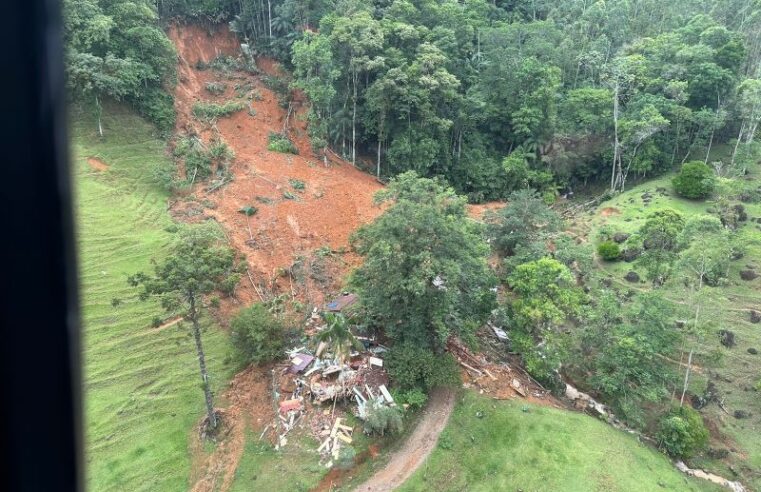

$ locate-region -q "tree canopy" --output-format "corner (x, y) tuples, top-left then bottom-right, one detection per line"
(350, 171), (496, 350)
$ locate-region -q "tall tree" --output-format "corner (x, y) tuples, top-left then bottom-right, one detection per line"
(127, 225), (240, 432)
(350, 171), (497, 350)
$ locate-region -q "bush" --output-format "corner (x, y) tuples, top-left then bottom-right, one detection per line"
(133, 87), (176, 136)
(597, 241), (621, 261)
(230, 304), (285, 365)
(335, 446), (356, 470)
(192, 101), (246, 121)
(656, 406), (709, 458)
(267, 132), (298, 154)
(395, 388), (428, 410)
(204, 82), (227, 95)
(672, 161), (715, 199)
(363, 402), (404, 436)
(386, 343), (460, 392)
(289, 178), (305, 190)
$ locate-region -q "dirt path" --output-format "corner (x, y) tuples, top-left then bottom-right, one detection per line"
(353, 388), (456, 492)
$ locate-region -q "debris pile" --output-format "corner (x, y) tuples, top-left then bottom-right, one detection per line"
(316, 417), (354, 464)
(267, 294), (396, 461)
(449, 338), (551, 401)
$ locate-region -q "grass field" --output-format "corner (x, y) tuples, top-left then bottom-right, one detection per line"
(584, 157), (761, 488)
(73, 104), (234, 491)
(399, 393), (721, 492)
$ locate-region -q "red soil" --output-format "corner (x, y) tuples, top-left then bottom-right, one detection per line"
(87, 156), (109, 171)
(168, 24), (382, 310)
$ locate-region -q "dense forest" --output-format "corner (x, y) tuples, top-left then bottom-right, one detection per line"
(65, 0), (761, 200)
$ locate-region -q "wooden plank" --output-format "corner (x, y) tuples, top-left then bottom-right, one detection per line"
(379, 385), (394, 404)
(483, 368), (497, 381)
(459, 360), (483, 376)
(330, 418), (341, 438)
(317, 437), (331, 452)
(337, 433), (353, 444)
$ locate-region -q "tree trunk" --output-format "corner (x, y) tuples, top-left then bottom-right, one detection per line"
(705, 94), (721, 165)
(352, 69), (357, 166)
(95, 94), (103, 137)
(376, 139), (381, 177)
(267, 0), (272, 38)
(681, 273), (703, 407)
(611, 82), (621, 193)
(190, 295), (217, 431)
(680, 348), (694, 407)
(731, 121), (745, 167)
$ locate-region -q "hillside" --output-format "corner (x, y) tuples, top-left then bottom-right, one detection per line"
(167, 23), (382, 310)
(584, 165), (761, 490)
(73, 105), (234, 491)
(400, 393), (722, 492)
(65, 1), (761, 490)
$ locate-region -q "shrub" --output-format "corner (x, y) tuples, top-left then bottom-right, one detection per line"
(395, 388), (428, 410)
(289, 178), (306, 191)
(672, 161), (715, 199)
(267, 132), (298, 154)
(335, 446), (356, 470)
(134, 87), (176, 136)
(363, 402), (403, 436)
(204, 82), (227, 95)
(597, 241), (621, 261)
(656, 406), (709, 458)
(385, 343), (460, 392)
(192, 101), (246, 121)
(209, 140), (235, 167)
(230, 304), (285, 365)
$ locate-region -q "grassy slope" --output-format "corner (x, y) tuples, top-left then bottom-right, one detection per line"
(73, 105), (233, 491)
(229, 431), (325, 492)
(585, 152), (761, 488)
(400, 393), (720, 492)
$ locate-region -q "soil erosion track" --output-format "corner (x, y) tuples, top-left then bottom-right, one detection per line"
(354, 388), (456, 492)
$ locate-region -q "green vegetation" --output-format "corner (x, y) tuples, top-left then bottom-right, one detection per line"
(351, 172), (496, 352)
(228, 431), (325, 492)
(170, 135), (234, 185)
(230, 304), (285, 365)
(191, 101), (246, 121)
(577, 292), (680, 426)
(363, 403), (404, 436)
(267, 132), (299, 154)
(657, 406), (710, 459)
(289, 178), (306, 191)
(204, 81), (227, 95)
(586, 164), (761, 488)
(63, 0), (176, 134)
(385, 343), (460, 392)
(673, 161), (716, 199)
(598, 241), (621, 261)
(74, 105), (233, 490)
(505, 257), (584, 386)
(127, 224), (240, 432)
(399, 393), (720, 492)
(146, 0), (761, 199)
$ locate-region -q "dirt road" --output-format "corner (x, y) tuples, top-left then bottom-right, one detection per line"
(353, 388), (456, 492)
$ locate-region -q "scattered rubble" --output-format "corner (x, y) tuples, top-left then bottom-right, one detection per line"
(264, 299), (396, 464)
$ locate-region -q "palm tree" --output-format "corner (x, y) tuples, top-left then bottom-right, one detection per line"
(316, 312), (363, 362)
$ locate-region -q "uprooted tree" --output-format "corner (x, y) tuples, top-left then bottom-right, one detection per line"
(128, 224), (240, 433)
